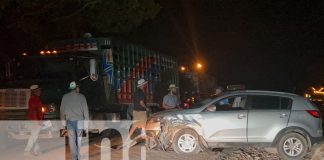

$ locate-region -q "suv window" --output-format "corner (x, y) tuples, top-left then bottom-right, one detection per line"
(249, 95), (280, 110)
(280, 97), (292, 109)
(206, 95), (247, 112)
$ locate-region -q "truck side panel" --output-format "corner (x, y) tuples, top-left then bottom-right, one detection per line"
(109, 43), (178, 105)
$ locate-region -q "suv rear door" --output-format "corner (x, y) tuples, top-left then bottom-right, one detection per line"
(247, 95), (292, 142)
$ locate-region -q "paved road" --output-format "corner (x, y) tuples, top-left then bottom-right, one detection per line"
(0, 135), (320, 160)
(88, 144), (216, 160)
(0, 137), (216, 160)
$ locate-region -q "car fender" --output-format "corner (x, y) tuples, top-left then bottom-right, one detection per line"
(160, 118), (203, 145)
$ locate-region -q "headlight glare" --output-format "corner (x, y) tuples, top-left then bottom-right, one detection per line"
(43, 103), (57, 113)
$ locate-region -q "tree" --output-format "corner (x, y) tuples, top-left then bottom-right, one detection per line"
(0, 0), (160, 53)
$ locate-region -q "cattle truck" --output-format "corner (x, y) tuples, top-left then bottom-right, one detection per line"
(0, 35), (179, 121)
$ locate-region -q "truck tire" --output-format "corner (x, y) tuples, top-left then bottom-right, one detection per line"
(277, 132), (308, 160)
(172, 128), (201, 154)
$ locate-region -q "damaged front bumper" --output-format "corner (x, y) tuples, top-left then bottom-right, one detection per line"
(146, 114), (207, 151)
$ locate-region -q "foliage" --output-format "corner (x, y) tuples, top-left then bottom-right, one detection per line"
(0, 0), (160, 47)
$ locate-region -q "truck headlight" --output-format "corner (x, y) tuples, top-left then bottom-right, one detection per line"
(43, 104), (57, 113)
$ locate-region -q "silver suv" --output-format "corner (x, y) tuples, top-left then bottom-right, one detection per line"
(146, 90), (323, 159)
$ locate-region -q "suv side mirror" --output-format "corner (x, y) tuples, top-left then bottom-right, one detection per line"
(89, 59), (98, 81)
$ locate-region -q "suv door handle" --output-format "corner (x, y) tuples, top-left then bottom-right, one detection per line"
(238, 114), (246, 119)
(280, 113), (288, 118)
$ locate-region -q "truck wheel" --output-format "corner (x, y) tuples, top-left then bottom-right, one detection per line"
(277, 133), (308, 160)
(172, 129), (201, 154)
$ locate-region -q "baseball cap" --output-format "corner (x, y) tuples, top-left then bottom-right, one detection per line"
(69, 81), (79, 90)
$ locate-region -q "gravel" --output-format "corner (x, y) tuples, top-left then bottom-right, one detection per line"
(213, 145), (321, 160)
(216, 147), (282, 160)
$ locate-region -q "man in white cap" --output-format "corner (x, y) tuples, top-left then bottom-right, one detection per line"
(128, 78), (148, 141)
(24, 84), (43, 156)
(60, 81), (89, 160)
(162, 84), (180, 110)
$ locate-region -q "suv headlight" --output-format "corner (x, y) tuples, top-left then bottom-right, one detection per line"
(146, 116), (162, 131)
(148, 116), (161, 123)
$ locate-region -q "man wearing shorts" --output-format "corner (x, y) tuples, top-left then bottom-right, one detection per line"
(128, 79), (148, 140)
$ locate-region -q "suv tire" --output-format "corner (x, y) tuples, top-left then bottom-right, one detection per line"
(277, 132), (308, 160)
(172, 128), (201, 154)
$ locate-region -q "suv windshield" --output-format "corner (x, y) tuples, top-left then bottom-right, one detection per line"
(190, 98), (213, 109)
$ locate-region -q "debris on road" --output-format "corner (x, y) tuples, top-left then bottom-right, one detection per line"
(214, 145), (323, 160)
(216, 147), (282, 160)
(310, 144), (324, 160)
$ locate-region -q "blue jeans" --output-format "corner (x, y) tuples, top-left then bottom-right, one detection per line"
(66, 120), (83, 160)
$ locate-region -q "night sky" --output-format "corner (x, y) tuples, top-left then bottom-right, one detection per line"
(129, 0), (324, 94)
(0, 0), (323, 94)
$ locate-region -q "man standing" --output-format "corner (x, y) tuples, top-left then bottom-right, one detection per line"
(60, 81), (89, 160)
(162, 84), (180, 110)
(128, 79), (148, 140)
(212, 86), (224, 97)
(24, 84), (43, 156)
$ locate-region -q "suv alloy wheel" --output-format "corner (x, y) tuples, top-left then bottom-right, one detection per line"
(277, 132), (308, 160)
(172, 129), (201, 154)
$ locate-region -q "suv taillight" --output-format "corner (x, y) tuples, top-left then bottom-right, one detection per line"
(306, 110), (320, 118)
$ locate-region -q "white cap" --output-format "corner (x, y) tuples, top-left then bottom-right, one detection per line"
(168, 84), (178, 90)
(30, 84), (40, 90)
(137, 79), (148, 87)
(69, 81), (77, 90)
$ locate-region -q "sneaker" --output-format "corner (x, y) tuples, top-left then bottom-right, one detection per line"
(32, 150), (42, 156)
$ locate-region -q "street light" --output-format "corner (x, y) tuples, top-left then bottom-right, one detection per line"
(180, 66), (186, 72)
(196, 63), (203, 69)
